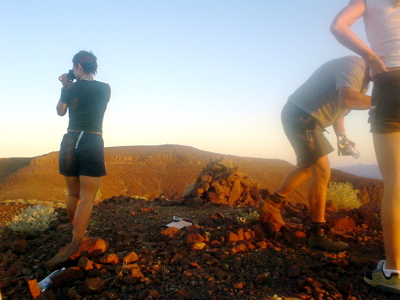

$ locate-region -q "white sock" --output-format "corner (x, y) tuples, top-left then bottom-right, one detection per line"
(383, 262), (400, 277)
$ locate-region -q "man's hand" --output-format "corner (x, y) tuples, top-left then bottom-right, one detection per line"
(337, 136), (356, 156)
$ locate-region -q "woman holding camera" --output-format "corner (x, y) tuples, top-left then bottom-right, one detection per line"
(47, 50), (111, 269)
(331, 0), (400, 293)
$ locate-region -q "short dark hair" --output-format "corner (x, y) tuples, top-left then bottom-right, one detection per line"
(72, 50), (98, 74)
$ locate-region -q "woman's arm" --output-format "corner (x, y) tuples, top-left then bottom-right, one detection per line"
(330, 0), (388, 75)
(56, 73), (71, 116)
(56, 99), (67, 116)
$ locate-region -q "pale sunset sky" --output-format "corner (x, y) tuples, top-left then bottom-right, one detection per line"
(1, 1), (375, 167)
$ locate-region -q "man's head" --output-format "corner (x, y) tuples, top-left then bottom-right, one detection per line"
(72, 51), (98, 75)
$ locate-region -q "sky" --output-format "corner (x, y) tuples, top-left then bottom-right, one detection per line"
(0, 0), (377, 168)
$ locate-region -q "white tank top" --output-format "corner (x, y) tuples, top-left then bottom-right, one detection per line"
(364, 0), (400, 67)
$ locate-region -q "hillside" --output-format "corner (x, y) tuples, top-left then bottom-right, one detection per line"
(0, 145), (383, 205)
(334, 164), (382, 180)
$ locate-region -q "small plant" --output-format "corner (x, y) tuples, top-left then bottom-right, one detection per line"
(236, 208), (260, 223)
(183, 183), (195, 197)
(327, 181), (361, 209)
(8, 204), (57, 236)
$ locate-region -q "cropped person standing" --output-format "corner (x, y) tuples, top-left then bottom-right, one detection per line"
(331, 0), (400, 293)
(47, 50), (111, 268)
(261, 56), (371, 252)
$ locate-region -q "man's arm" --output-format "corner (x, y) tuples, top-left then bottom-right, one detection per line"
(330, 0), (387, 75)
(332, 117), (346, 137)
(333, 117), (357, 156)
(338, 87), (371, 110)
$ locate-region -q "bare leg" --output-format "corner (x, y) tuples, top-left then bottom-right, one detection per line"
(374, 132), (400, 270)
(308, 155), (331, 223)
(276, 166), (313, 196)
(64, 176), (80, 224)
(72, 175), (101, 243)
(46, 176), (100, 270)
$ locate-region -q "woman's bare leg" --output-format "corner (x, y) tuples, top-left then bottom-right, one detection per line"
(374, 132), (400, 270)
(72, 175), (101, 242)
(64, 176), (80, 224)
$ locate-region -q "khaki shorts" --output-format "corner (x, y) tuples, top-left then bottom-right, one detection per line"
(370, 70), (400, 134)
(281, 102), (333, 167)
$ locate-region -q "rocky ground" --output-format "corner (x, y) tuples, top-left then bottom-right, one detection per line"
(0, 196), (391, 300)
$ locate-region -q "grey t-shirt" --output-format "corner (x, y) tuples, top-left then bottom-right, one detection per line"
(288, 56), (369, 128)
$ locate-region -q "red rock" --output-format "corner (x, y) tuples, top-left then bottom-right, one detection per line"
(231, 242), (248, 253)
(78, 256), (94, 271)
(170, 253), (183, 265)
(187, 233), (205, 243)
(123, 252), (139, 264)
(176, 290), (192, 300)
(226, 231), (239, 243)
(27, 279), (41, 299)
(244, 230), (255, 241)
(71, 237), (109, 260)
(236, 228), (245, 241)
(294, 231), (308, 243)
(130, 266), (144, 279)
(160, 227), (180, 239)
(254, 273), (269, 284)
(251, 224), (267, 238)
(357, 202), (379, 221)
(99, 253), (119, 265)
(228, 179), (241, 205)
(191, 242), (207, 250)
(185, 225), (202, 233)
(210, 240), (222, 248)
(12, 240), (27, 254)
(83, 277), (104, 294)
(233, 282), (245, 289)
(334, 218), (356, 232)
(201, 174), (213, 183)
(51, 267), (84, 287)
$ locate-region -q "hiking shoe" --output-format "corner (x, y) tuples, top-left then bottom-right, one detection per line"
(308, 224), (349, 252)
(308, 235), (349, 252)
(268, 193), (286, 205)
(260, 199), (285, 227)
(364, 268), (400, 294)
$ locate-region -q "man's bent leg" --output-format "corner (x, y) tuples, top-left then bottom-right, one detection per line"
(276, 166), (313, 197)
(308, 155), (330, 223)
(307, 155), (348, 251)
(72, 175), (101, 243)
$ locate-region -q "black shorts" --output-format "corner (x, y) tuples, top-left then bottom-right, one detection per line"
(281, 102), (333, 167)
(369, 70), (400, 134)
(59, 132), (106, 177)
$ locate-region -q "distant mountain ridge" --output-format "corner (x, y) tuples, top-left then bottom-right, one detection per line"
(0, 144), (383, 205)
(334, 164), (382, 180)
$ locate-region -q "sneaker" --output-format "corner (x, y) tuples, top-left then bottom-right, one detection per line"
(364, 268), (400, 294)
(376, 260), (386, 271)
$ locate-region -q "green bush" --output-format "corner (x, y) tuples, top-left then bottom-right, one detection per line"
(8, 204), (57, 236)
(327, 181), (361, 209)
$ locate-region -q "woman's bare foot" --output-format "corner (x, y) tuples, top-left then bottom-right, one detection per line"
(45, 240), (82, 271)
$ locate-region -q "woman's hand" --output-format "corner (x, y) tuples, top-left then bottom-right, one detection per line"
(368, 55), (389, 77)
(59, 73), (72, 89)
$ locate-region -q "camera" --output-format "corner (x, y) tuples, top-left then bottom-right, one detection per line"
(67, 69), (76, 81)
